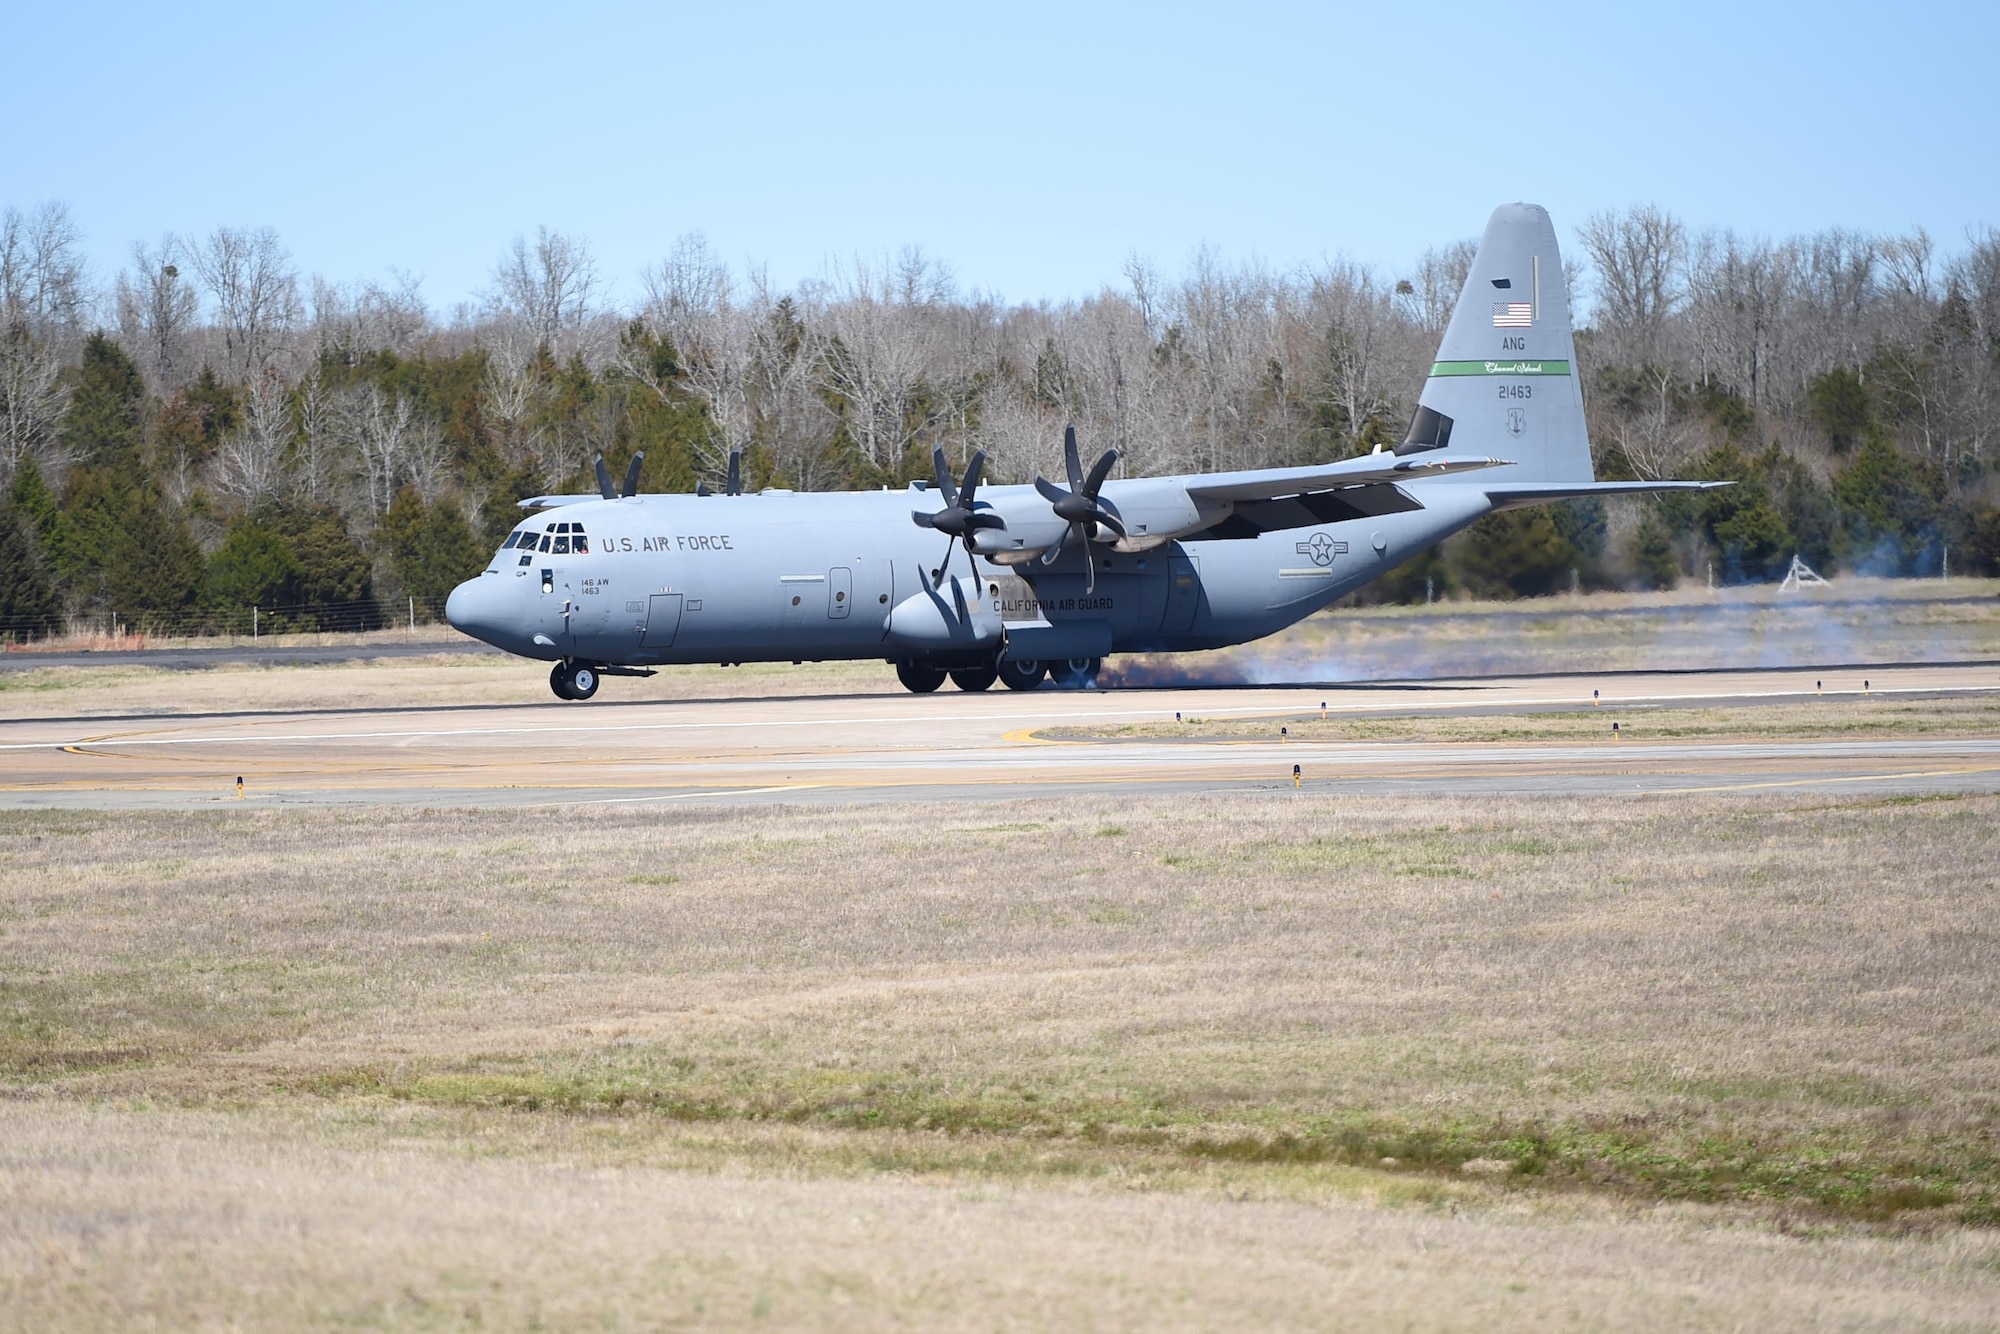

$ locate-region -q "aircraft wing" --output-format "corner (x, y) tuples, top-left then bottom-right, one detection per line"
(1180, 453), (1510, 504)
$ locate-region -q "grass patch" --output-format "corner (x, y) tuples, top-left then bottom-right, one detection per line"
(5, 794), (1999, 1229)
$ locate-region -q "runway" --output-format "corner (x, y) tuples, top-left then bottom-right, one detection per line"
(3, 663), (1997, 810)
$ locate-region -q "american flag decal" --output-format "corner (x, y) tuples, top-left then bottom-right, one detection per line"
(1492, 301), (1534, 328)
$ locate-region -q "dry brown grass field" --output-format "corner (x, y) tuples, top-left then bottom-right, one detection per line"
(5, 787), (2000, 1328)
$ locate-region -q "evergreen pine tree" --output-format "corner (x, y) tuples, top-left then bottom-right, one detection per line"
(58, 334), (147, 470)
(0, 504), (61, 640)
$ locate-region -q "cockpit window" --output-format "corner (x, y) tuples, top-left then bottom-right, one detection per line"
(552, 534), (571, 554)
(538, 533), (552, 552)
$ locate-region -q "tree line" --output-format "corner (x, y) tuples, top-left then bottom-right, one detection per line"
(1, 202), (1997, 641)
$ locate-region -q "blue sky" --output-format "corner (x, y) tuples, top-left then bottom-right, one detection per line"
(4, 1), (1995, 310)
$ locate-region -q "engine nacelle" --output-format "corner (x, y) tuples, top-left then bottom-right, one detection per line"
(962, 479), (1229, 561)
(885, 576), (1003, 650)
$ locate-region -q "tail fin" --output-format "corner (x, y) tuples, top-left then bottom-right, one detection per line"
(1399, 203), (1592, 485)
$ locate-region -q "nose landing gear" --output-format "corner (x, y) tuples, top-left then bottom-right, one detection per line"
(549, 660), (601, 701)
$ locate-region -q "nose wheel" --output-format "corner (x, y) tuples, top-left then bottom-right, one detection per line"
(550, 660), (601, 701)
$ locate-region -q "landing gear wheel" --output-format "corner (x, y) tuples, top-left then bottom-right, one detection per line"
(568, 663), (600, 700)
(550, 662), (576, 700)
(949, 665), (997, 692)
(1051, 656), (1101, 690)
(997, 658), (1046, 691)
(895, 660), (947, 694)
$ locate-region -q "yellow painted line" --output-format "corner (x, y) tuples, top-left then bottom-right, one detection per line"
(1655, 765), (2000, 794)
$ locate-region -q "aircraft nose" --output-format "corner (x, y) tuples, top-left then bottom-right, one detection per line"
(445, 574), (506, 645)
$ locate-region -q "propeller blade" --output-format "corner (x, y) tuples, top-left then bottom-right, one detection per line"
(1034, 475), (1068, 506)
(960, 450), (986, 503)
(696, 480), (712, 496)
(1040, 523), (1071, 567)
(967, 512), (1005, 531)
(912, 509), (940, 529)
(1084, 446), (1119, 497)
(726, 448), (742, 496)
(1082, 537), (1097, 596)
(621, 451), (645, 498)
(1093, 510), (1127, 539)
(593, 453), (617, 500)
(1063, 423), (1084, 489)
(931, 446), (958, 507)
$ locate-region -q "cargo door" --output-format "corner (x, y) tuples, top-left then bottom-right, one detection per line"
(641, 592), (683, 648)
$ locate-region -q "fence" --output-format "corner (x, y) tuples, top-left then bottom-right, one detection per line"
(0, 599), (424, 648)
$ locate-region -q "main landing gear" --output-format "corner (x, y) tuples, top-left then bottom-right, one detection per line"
(894, 656), (1099, 694)
(549, 660), (600, 701)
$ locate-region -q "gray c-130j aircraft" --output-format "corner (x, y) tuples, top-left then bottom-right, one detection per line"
(446, 204), (1722, 699)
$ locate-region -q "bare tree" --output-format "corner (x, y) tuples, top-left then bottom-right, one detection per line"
(336, 384), (417, 514)
(638, 233), (752, 471)
(1302, 259), (1404, 453)
(479, 339), (547, 470)
(1578, 205), (1687, 366)
(312, 271), (430, 359)
(294, 365), (335, 503)
(402, 409), (452, 502)
(188, 226), (301, 379)
(0, 201), (89, 348)
(114, 236), (199, 389)
(0, 322), (67, 482)
(814, 249), (955, 471)
(213, 371), (292, 509)
(744, 279), (836, 489)
(488, 226), (599, 361)
(1395, 240), (1477, 342)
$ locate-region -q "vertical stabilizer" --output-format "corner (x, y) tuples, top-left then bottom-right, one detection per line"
(1399, 203), (1592, 484)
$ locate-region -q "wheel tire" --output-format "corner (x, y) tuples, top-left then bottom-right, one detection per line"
(950, 665), (998, 692)
(997, 658), (1046, 691)
(1052, 656), (1095, 689)
(569, 664), (600, 700)
(549, 662), (576, 700)
(895, 660), (947, 693)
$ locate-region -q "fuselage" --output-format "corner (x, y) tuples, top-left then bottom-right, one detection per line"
(444, 479), (1493, 669)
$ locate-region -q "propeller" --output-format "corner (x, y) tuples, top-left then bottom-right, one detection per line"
(593, 451), (647, 499)
(1034, 423), (1124, 594)
(695, 447), (743, 497)
(911, 446), (1004, 578)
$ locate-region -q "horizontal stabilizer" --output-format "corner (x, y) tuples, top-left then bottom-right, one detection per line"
(517, 494), (604, 509)
(1183, 453), (1508, 504)
(1482, 480), (1732, 510)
